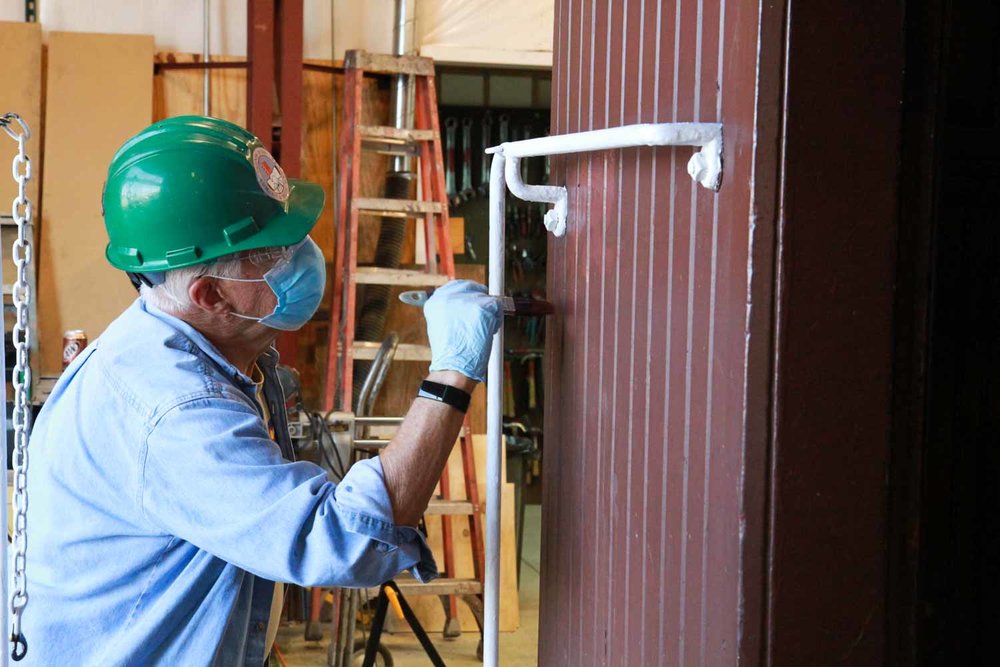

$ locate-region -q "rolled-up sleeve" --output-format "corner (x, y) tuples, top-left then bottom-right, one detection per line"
(139, 395), (437, 587)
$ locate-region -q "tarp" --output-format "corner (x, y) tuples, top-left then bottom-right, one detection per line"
(417, 0), (553, 67)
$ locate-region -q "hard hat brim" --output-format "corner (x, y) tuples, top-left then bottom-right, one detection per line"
(249, 178), (326, 250)
(105, 177), (326, 272)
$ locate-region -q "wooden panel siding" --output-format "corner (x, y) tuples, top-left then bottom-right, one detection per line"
(542, 1), (766, 664)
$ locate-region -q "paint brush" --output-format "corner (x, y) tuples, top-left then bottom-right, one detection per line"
(399, 289), (555, 316)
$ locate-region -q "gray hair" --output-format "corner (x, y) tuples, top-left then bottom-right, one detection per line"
(139, 254), (245, 313)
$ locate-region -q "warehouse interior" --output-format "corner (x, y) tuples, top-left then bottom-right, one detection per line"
(2, 0), (999, 666)
(1, 1), (551, 666)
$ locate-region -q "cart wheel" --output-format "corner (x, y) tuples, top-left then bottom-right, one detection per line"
(351, 639), (393, 667)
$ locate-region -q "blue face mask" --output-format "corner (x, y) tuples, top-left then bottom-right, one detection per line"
(210, 236), (326, 331)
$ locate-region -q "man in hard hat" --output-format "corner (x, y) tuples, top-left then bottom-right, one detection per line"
(21, 116), (500, 666)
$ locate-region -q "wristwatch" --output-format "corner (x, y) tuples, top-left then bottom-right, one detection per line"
(418, 379), (472, 413)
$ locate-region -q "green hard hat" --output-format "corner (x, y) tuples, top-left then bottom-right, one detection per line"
(102, 115), (324, 272)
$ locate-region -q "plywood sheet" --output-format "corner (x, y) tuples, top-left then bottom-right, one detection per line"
(153, 52), (246, 127)
(38, 32), (153, 373)
(0, 22), (42, 315)
(301, 62), (391, 265)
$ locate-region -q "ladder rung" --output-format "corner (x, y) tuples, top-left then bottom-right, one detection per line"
(353, 267), (450, 287)
(352, 342), (432, 362)
(425, 499), (476, 516)
(345, 49), (435, 76)
(382, 576), (483, 597)
(361, 141), (421, 158)
(353, 198), (443, 217)
(359, 126), (436, 142)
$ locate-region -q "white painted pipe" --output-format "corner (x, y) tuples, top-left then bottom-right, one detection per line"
(486, 121), (721, 159)
(0, 238), (6, 667)
(504, 157), (568, 237)
(484, 153), (506, 667)
(481, 122), (723, 667)
(488, 122), (722, 236)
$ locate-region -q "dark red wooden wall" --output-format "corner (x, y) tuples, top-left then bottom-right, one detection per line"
(541, 1), (907, 665)
(542, 0), (765, 664)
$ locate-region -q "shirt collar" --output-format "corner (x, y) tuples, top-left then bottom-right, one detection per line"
(139, 297), (275, 389)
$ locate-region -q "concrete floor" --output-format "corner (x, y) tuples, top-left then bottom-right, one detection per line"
(276, 505), (541, 667)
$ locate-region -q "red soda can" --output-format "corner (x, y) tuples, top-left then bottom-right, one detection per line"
(62, 330), (88, 369)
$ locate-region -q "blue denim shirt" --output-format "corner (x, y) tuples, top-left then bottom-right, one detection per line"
(22, 298), (435, 666)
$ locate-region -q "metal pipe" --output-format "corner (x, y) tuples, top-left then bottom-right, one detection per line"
(353, 439), (392, 448)
(483, 152), (506, 667)
(486, 122), (722, 159)
(203, 0), (210, 116)
(504, 156), (568, 236)
(353, 416), (405, 425)
(488, 122), (723, 236)
(390, 0), (411, 171)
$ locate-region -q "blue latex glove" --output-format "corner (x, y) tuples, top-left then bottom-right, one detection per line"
(424, 280), (503, 383)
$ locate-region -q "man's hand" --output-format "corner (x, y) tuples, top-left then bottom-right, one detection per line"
(425, 280), (503, 383)
(379, 281), (501, 527)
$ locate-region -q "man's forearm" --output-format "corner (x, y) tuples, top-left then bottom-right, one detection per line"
(378, 370), (478, 526)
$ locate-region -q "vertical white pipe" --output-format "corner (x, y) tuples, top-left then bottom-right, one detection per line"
(484, 152), (506, 667)
(0, 235), (7, 667)
(203, 0), (210, 116)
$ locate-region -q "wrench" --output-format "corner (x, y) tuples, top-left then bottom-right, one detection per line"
(521, 124), (532, 181)
(444, 117), (457, 198)
(460, 117), (475, 202)
(478, 111), (493, 194)
(543, 126), (551, 183)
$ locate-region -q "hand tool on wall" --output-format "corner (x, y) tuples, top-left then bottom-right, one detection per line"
(526, 357), (537, 410)
(503, 361), (516, 417)
(399, 289), (555, 316)
(543, 126), (551, 183)
(478, 112), (493, 195)
(444, 117), (457, 199)
(460, 117), (475, 202)
(520, 124), (532, 182)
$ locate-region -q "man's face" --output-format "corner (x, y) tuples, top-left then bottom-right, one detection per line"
(212, 247), (288, 321)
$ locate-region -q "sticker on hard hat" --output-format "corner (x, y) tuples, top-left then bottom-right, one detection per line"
(252, 147), (290, 202)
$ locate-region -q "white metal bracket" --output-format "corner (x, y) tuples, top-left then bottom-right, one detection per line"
(486, 122), (723, 237)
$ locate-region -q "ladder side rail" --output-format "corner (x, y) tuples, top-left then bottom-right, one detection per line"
(324, 66), (361, 412)
(340, 66), (366, 412)
(416, 75), (455, 279)
(459, 419), (486, 582)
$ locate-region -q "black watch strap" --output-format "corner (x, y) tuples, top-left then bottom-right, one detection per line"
(418, 380), (471, 413)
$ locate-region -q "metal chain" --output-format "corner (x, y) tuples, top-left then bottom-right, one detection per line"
(3, 112), (33, 661)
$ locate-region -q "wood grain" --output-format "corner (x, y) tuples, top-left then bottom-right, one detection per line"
(38, 32), (153, 374)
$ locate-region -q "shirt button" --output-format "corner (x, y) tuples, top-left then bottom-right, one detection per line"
(256, 622), (266, 631)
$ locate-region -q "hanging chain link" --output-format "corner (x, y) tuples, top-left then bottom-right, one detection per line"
(3, 112), (34, 662)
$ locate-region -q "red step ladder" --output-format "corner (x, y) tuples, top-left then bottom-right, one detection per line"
(322, 50), (486, 661)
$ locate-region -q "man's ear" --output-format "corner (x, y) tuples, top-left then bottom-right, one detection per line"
(188, 276), (231, 315)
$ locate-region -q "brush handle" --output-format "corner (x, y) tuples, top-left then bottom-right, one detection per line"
(399, 290), (555, 316)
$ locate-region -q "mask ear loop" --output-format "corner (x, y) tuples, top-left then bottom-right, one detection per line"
(203, 275), (267, 283)
(203, 271), (277, 322)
